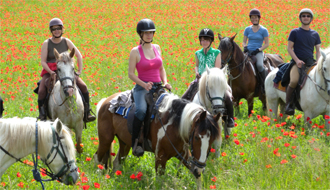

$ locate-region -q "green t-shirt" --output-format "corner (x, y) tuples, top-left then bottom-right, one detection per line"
(195, 47), (221, 75)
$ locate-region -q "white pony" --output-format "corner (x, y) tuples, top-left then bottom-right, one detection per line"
(265, 48), (330, 130)
(48, 48), (84, 153)
(192, 65), (229, 157)
(0, 117), (78, 185)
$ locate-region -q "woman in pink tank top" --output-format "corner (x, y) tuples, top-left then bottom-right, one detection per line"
(128, 18), (172, 157)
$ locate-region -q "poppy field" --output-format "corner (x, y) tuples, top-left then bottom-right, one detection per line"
(0, 0), (330, 189)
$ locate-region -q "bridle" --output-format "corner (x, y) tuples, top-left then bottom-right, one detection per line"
(0, 121), (77, 189)
(204, 76), (225, 114)
(54, 62), (76, 106)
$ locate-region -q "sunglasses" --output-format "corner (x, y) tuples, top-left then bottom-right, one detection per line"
(51, 27), (62, 32)
(301, 15), (311, 18)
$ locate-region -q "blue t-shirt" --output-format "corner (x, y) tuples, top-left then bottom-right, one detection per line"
(244, 25), (269, 51)
(288, 27), (321, 60)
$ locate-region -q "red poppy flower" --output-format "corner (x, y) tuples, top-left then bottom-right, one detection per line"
(210, 148), (215, 153)
(110, 153), (116, 156)
(211, 176), (217, 182)
(97, 164), (104, 170)
(284, 143), (290, 147)
(210, 185), (216, 189)
(291, 154), (297, 158)
(221, 152), (227, 157)
(82, 185), (90, 190)
(82, 177), (88, 183)
(86, 157), (91, 161)
(17, 182), (24, 188)
(17, 172), (21, 177)
(106, 174), (110, 179)
(280, 159), (288, 164)
(130, 174), (136, 179)
(94, 182), (100, 188)
(115, 170), (122, 175)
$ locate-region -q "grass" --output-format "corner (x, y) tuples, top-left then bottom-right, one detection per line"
(0, 0), (330, 189)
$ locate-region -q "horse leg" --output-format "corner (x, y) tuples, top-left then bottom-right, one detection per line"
(94, 127), (115, 167)
(247, 96), (254, 116)
(155, 152), (168, 176)
(212, 136), (222, 158)
(113, 139), (130, 171)
(74, 120), (84, 153)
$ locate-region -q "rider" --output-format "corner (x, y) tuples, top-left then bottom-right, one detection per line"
(182, 28), (235, 128)
(284, 8), (321, 115)
(38, 18), (96, 122)
(128, 18), (172, 157)
(243, 8), (269, 83)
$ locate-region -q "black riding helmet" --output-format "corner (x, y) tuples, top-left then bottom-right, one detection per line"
(199, 28), (214, 42)
(49, 18), (63, 38)
(199, 28), (214, 51)
(136, 19), (156, 44)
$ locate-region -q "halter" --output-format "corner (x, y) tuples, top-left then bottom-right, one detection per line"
(0, 121), (77, 189)
(54, 62), (76, 106)
(205, 76), (225, 114)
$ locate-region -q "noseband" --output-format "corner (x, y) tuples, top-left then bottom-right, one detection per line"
(59, 76), (75, 92)
(220, 41), (233, 65)
(205, 76), (225, 114)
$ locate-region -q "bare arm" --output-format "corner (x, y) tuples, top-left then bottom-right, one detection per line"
(40, 40), (55, 75)
(243, 36), (248, 47)
(66, 38), (83, 75)
(287, 40), (304, 68)
(315, 44), (321, 63)
(156, 44), (172, 90)
(195, 54), (200, 78)
(215, 53), (221, 69)
(260, 36), (269, 51)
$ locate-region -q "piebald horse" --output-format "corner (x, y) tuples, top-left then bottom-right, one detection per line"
(94, 93), (220, 188)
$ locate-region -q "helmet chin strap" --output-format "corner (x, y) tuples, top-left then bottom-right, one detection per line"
(140, 34), (152, 45)
(53, 33), (63, 38)
(300, 18), (312, 25)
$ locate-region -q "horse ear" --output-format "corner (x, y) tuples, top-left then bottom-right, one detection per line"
(213, 113), (221, 122)
(206, 65), (210, 74)
(55, 118), (63, 134)
(230, 33), (237, 42)
(218, 34), (222, 41)
(194, 110), (207, 123)
(69, 48), (75, 58)
(54, 48), (60, 60)
(222, 64), (228, 75)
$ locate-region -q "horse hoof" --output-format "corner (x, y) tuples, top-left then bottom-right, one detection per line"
(133, 146), (144, 157)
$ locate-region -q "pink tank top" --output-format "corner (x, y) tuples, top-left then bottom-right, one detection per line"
(136, 44), (162, 82)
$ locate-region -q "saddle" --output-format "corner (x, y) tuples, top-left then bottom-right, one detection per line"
(127, 84), (166, 152)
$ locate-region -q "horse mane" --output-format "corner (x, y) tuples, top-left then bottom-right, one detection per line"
(58, 51), (75, 66)
(0, 117), (75, 160)
(199, 67), (228, 105)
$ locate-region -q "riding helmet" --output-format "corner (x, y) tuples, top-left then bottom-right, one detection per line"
(136, 19), (156, 35)
(299, 8), (313, 19)
(49, 18), (63, 29)
(198, 28), (214, 42)
(249, 8), (261, 18)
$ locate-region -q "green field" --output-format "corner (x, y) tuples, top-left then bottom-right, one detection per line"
(0, 0), (329, 189)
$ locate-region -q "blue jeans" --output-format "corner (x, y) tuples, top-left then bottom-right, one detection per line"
(133, 82), (161, 121)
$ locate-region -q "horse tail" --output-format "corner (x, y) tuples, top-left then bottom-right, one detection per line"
(96, 98), (107, 118)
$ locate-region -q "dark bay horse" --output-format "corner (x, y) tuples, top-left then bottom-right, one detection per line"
(218, 34), (283, 115)
(94, 93), (220, 187)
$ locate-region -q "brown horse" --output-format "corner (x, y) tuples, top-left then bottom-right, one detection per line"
(218, 34), (283, 115)
(94, 93), (220, 186)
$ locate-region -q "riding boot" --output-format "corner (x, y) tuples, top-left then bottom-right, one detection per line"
(82, 92), (96, 122)
(38, 99), (47, 121)
(131, 116), (144, 157)
(259, 70), (267, 92)
(285, 86), (295, 115)
(182, 80), (199, 100)
(224, 94), (235, 128)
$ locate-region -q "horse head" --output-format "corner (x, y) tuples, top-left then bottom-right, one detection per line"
(318, 50), (330, 95)
(189, 110), (221, 178)
(199, 65), (228, 115)
(40, 118), (79, 185)
(54, 48), (76, 97)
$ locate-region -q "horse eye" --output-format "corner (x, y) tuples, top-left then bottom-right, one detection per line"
(194, 136), (199, 140)
(58, 69), (61, 72)
(324, 68), (327, 72)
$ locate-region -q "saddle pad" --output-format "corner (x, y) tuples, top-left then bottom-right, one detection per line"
(151, 93), (169, 119)
(115, 106), (131, 119)
(273, 65), (316, 92)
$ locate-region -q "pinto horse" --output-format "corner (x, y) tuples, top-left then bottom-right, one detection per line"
(94, 93), (220, 187)
(265, 48), (330, 130)
(218, 34), (283, 115)
(0, 117), (78, 185)
(48, 48), (85, 153)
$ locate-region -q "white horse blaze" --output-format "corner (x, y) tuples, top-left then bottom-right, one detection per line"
(198, 130), (210, 163)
